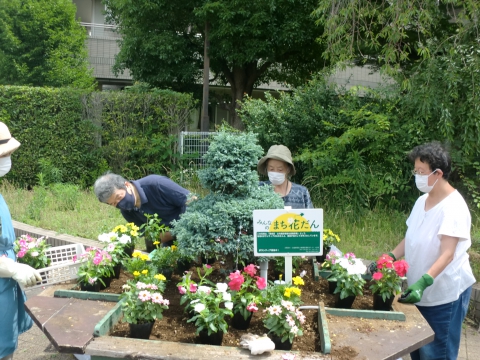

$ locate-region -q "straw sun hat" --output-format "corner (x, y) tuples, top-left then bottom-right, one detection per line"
(257, 145), (296, 176)
(0, 122), (21, 157)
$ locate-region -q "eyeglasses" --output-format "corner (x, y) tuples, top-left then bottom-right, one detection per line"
(411, 169), (437, 176)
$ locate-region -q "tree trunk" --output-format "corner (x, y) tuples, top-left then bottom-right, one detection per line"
(227, 63), (257, 130)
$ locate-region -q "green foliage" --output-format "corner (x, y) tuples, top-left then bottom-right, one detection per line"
(37, 159), (63, 186)
(140, 213), (169, 243)
(0, 86), (103, 188)
(49, 183), (80, 211)
(26, 186), (48, 221)
(150, 244), (180, 269)
(172, 129), (285, 261)
(87, 88), (197, 178)
(103, 0), (327, 128)
(0, 85), (196, 188)
(0, 0), (95, 88)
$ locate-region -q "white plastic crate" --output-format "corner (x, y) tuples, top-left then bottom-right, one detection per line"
(30, 243), (86, 289)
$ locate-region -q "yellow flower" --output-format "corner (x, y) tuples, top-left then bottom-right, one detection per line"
(155, 274), (166, 281)
(133, 271), (140, 277)
(141, 269), (148, 275)
(130, 230), (138, 237)
(132, 251), (141, 258)
(292, 276), (304, 286)
(140, 254), (149, 261)
(292, 287), (302, 296)
(153, 241), (160, 245)
(284, 288), (291, 298)
(171, 245), (177, 251)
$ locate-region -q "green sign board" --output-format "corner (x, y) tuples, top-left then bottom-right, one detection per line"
(253, 209), (323, 256)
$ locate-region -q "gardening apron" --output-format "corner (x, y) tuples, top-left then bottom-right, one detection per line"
(0, 195), (33, 358)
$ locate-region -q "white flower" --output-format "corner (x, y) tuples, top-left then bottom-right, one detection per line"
(215, 283), (228, 292)
(98, 232), (117, 243)
(225, 301), (233, 310)
(30, 251), (39, 257)
(27, 242), (36, 249)
(222, 292), (232, 301)
(190, 299), (200, 304)
(106, 243), (116, 252)
(118, 234), (131, 244)
(338, 258), (367, 275)
(122, 284), (131, 291)
(269, 305), (282, 316)
(198, 286), (211, 294)
(290, 325), (299, 334)
(194, 303), (206, 313)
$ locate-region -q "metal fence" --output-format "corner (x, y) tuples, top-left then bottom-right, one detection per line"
(179, 131), (216, 185)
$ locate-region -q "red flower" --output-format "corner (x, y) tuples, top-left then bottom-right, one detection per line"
(372, 272), (383, 281)
(377, 253), (394, 270)
(255, 276), (267, 290)
(228, 270), (245, 291)
(244, 264), (257, 277)
(393, 259), (409, 277)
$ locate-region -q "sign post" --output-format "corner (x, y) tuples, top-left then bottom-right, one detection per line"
(254, 209), (323, 284)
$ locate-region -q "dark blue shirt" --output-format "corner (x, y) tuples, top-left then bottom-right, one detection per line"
(259, 181), (314, 209)
(120, 175), (189, 228)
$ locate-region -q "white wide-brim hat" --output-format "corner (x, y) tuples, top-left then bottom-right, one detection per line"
(0, 122), (21, 157)
(257, 144), (296, 176)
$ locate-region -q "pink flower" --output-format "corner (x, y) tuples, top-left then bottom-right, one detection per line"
(246, 303), (258, 312)
(138, 290), (151, 302)
(255, 276), (267, 290)
(72, 255), (77, 263)
(92, 255), (102, 265)
(282, 353), (296, 360)
(205, 264), (212, 269)
(17, 251), (26, 258)
(393, 259), (409, 277)
(178, 286), (186, 295)
(228, 270), (245, 291)
(189, 283), (198, 293)
(372, 272), (383, 281)
(244, 264), (257, 277)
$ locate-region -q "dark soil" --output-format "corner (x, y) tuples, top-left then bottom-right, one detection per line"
(101, 259), (374, 357)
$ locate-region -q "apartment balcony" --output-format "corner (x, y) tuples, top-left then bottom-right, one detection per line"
(80, 22), (132, 86)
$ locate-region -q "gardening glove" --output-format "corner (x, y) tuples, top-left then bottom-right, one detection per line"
(240, 333), (275, 355)
(367, 252), (396, 274)
(0, 257), (42, 288)
(398, 274), (434, 304)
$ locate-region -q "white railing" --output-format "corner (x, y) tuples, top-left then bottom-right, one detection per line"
(79, 22), (121, 39)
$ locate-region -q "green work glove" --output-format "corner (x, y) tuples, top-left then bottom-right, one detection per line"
(398, 274), (434, 304)
(388, 252), (396, 261)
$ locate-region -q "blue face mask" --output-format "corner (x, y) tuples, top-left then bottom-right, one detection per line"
(116, 191), (136, 211)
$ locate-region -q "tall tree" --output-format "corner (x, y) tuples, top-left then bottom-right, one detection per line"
(103, 0), (327, 129)
(313, 1), (478, 83)
(0, 0), (95, 88)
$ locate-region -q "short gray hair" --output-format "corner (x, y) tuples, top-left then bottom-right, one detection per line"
(93, 172), (128, 203)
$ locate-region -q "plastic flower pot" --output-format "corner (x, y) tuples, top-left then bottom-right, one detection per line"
(373, 293), (395, 311)
(335, 294), (356, 309)
(157, 267), (173, 281)
(328, 280), (337, 294)
(80, 282), (100, 292)
(198, 330), (224, 346)
(269, 334), (293, 351)
(129, 321), (154, 339)
(231, 311), (252, 330)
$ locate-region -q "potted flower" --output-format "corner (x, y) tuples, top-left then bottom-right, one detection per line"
(329, 252), (366, 308)
(14, 234), (51, 269)
(370, 254), (409, 311)
(260, 276), (304, 309)
(111, 222), (140, 257)
(227, 264), (267, 330)
(321, 249), (342, 294)
(177, 265), (233, 345)
(123, 250), (156, 280)
(149, 243), (180, 280)
(316, 228), (341, 263)
(121, 275), (169, 339)
(140, 213), (169, 253)
(263, 300), (306, 350)
(98, 231), (132, 278)
(75, 247), (114, 291)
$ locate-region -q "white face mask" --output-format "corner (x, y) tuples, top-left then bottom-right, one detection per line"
(0, 156), (11, 177)
(415, 170), (438, 193)
(268, 171), (286, 185)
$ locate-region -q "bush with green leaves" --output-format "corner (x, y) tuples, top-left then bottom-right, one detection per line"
(172, 129), (284, 262)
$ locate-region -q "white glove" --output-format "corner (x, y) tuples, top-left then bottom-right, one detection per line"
(240, 333), (275, 355)
(0, 257), (42, 287)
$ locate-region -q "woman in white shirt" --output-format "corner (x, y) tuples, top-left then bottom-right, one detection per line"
(391, 142), (475, 360)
